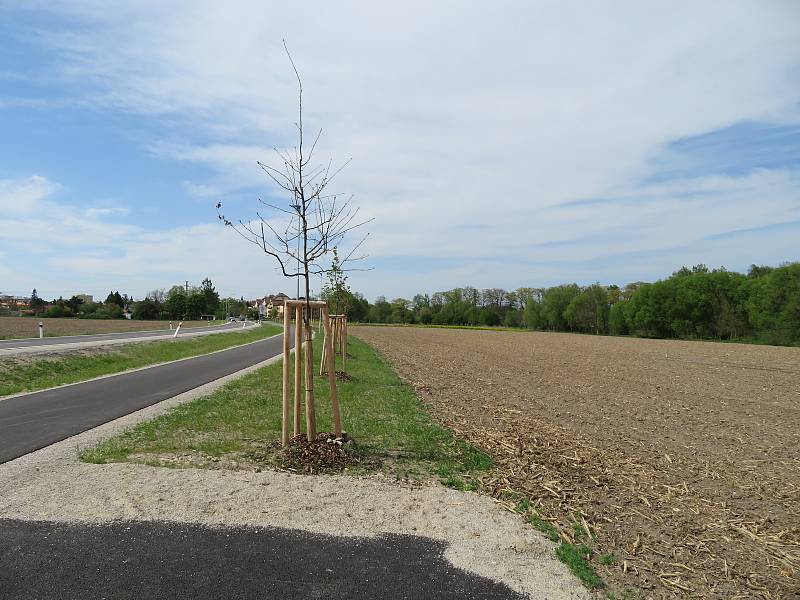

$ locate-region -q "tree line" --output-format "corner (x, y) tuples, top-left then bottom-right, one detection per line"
(338, 262), (799, 346)
(24, 278), (251, 321)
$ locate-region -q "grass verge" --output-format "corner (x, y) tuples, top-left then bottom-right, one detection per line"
(80, 336), (492, 484)
(512, 495), (606, 591)
(0, 324), (282, 397)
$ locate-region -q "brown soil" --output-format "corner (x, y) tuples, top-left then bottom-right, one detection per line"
(352, 326), (800, 599)
(0, 317), (219, 340)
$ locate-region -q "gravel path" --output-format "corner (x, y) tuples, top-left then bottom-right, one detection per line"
(0, 357), (590, 600)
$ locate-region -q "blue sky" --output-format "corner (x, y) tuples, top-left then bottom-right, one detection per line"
(1, 1), (799, 302)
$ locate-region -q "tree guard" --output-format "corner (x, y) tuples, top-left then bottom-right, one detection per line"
(281, 299), (341, 446)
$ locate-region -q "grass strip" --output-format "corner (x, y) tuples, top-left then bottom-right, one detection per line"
(0, 325), (282, 397)
(80, 336), (491, 483)
(512, 496), (606, 590)
(556, 543), (604, 590)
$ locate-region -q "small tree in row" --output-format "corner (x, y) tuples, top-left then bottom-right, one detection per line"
(217, 42), (370, 441)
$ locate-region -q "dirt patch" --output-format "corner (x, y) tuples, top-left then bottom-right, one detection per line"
(352, 326), (800, 599)
(0, 317), (217, 340)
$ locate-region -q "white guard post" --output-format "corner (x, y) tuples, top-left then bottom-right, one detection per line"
(173, 321), (183, 338)
(38, 321), (43, 339)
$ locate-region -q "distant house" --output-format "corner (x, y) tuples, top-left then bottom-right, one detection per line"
(249, 292), (292, 317)
(75, 293), (93, 304)
(0, 295), (31, 312)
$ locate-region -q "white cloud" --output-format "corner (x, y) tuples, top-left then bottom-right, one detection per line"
(0, 176), (60, 215)
(4, 2), (800, 298)
(85, 207), (130, 218)
(0, 176), (293, 299)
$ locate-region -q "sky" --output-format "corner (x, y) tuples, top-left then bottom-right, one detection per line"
(1, 1), (799, 302)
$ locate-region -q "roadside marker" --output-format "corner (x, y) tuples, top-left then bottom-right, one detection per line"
(173, 321), (183, 338)
(38, 321), (43, 339)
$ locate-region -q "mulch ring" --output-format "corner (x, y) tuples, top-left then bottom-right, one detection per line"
(278, 432), (360, 474)
(335, 370), (353, 382)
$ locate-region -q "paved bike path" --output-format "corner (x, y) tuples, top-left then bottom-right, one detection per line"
(0, 518), (522, 599)
(0, 334), (284, 464)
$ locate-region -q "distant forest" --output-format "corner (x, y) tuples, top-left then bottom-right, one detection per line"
(344, 262), (800, 346)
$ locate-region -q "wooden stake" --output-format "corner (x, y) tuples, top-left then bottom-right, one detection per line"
(322, 307), (342, 437)
(293, 305), (303, 437)
(319, 330), (327, 376)
(304, 320), (315, 441)
(341, 316), (347, 372)
(281, 303), (291, 447)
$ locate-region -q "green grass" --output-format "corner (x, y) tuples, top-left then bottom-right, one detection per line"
(0, 325), (282, 397)
(80, 336), (492, 483)
(528, 515), (561, 543)
(599, 553), (617, 566)
(556, 543), (604, 590)
(513, 495), (609, 590)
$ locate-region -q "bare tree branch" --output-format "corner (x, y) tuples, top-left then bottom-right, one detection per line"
(216, 41), (370, 331)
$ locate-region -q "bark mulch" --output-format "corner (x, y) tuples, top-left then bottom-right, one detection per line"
(277, 433), (359, 474)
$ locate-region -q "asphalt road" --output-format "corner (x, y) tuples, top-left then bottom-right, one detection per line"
(0, 519), (522, 599)
(0, 333), (285, 464)
(0, 320), (248, 351)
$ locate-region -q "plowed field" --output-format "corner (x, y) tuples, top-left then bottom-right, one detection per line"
(0, 317), (219, 339)
(352, 326), (800, 599)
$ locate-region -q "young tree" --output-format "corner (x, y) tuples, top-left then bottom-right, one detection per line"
(217, 45), (370, 320)
(216, 44), (370, 429)
(320, 247), (352, 316)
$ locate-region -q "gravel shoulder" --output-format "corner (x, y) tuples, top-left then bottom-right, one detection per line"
(351, 326), (800, 598)
(0, 352), (590, 600)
